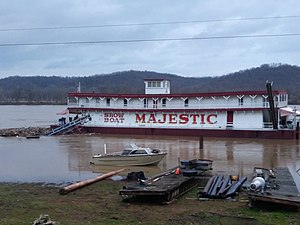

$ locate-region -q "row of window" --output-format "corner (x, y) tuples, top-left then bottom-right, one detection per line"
(279, 94), (287, 102)
(83, 97), (251, 107)
(147, 81), (162, 88)
(83, 98), (180, 107)
(70, 95), (286, 106)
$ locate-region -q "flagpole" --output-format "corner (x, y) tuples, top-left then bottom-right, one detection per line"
(77, 82), (81, 93)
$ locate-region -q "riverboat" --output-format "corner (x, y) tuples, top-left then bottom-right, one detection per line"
(55, 79), (300, 139)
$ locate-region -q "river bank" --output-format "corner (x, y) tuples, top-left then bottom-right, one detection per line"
(0, 181), (299, 225)
(0, 127), (50, 137)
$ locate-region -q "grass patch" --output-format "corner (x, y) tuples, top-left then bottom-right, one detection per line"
(0, 182), (299, 225)
(240, 207), (300, 225)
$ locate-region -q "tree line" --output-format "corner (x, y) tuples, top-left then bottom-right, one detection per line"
(0, 63), (299, 104)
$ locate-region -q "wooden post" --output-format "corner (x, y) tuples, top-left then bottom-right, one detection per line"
(59, 168), (125, 195)
(104, 143), (107, 155)
(199, 136), (204, 159)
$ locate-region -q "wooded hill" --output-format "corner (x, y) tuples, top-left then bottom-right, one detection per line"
(0, 63), (299, 104)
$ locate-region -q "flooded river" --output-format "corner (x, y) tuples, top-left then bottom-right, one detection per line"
(0, 106), (299, 191)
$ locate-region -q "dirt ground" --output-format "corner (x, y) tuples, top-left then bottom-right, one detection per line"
(0, 180), (299, 225)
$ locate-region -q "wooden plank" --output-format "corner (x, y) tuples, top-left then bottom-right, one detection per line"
(249, 194), (300, 207)
(60, 168), (125, 195)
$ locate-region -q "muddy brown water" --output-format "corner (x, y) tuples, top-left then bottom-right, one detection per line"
(0, 105), (299, 191)
(0, 134), (299, 189)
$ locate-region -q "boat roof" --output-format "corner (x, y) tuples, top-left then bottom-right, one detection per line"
(68, 90), (287, 98)
(123, 144), (154, 154)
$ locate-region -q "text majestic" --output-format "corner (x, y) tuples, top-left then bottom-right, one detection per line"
(135, 113), (217, 125)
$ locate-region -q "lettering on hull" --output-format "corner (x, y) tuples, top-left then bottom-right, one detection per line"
(100, 112), (218, 127)
(104, 112), (125, 123)
(135, 113), (217, 125)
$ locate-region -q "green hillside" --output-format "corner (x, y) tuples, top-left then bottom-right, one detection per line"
(0, 63), (299, 104)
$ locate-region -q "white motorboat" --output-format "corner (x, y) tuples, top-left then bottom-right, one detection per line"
(90, 144), (167, 166)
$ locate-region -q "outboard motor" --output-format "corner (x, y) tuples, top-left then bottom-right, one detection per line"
(250, 177), (266, 192)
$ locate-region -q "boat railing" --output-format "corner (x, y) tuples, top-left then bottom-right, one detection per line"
(46, 115), (91, 136)
(263, 122), (273, 129)
(67, 102), (274, 110)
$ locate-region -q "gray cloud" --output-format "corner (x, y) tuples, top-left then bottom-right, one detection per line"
(0, 0), (300, 78)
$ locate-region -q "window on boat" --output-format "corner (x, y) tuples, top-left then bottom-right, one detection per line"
(124, 99), (128, 107)
(131, 150), (147, 154)
(144, 99), (148, 108)
(162, 98), (166, 107)
(106, 98), (111, 106)
(280, 94), (287, 102)
(148, 81), (161, 88)
(121, 150), (131, 155)
(184, 98), (189, 107)
(238, 97), (244, 106)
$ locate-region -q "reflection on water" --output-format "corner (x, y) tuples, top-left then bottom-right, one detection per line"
(0, 134), (299, 191)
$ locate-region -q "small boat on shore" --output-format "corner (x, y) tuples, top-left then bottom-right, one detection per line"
(26, 135), (40, 139)
(90, 144), (167, 166)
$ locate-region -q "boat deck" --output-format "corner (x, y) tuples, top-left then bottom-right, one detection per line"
(248, 167), (300, 211)
(119, 168), (210, 204)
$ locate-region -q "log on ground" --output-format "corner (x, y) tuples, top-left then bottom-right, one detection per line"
(59, 168), (125, 195)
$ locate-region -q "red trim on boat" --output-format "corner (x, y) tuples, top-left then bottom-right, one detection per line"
(67, 107), (271, 113)
(73, 126), (297, 139)
(144, 78), (168, 81)
(68, 90), (287, 99)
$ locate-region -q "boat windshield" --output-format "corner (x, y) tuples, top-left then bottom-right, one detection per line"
(130, 150), (148, 155)
(121, 150), (132, 155)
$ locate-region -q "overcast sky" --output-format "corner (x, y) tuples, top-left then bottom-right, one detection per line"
(0, 0), (300, 78)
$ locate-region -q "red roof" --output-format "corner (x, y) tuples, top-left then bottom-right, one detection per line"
(144, 78), (170, 81)
(68, 90), (287, 98)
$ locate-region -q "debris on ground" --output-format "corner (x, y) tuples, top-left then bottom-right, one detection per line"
(247, 167), (300, 211)
(32, 214), (57, 225)
(126, 171), (146, 181)
(0, 127), (50, 137)
(198, 175), (247, 199)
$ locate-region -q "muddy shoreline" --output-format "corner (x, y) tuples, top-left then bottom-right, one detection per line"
(0, 127), (51, 137)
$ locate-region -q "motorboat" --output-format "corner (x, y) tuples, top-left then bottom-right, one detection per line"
(90, 144), (167, 166)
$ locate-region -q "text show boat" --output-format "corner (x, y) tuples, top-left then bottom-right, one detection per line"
(90, 144), (167, 166)
(51, 79), (300, 139)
